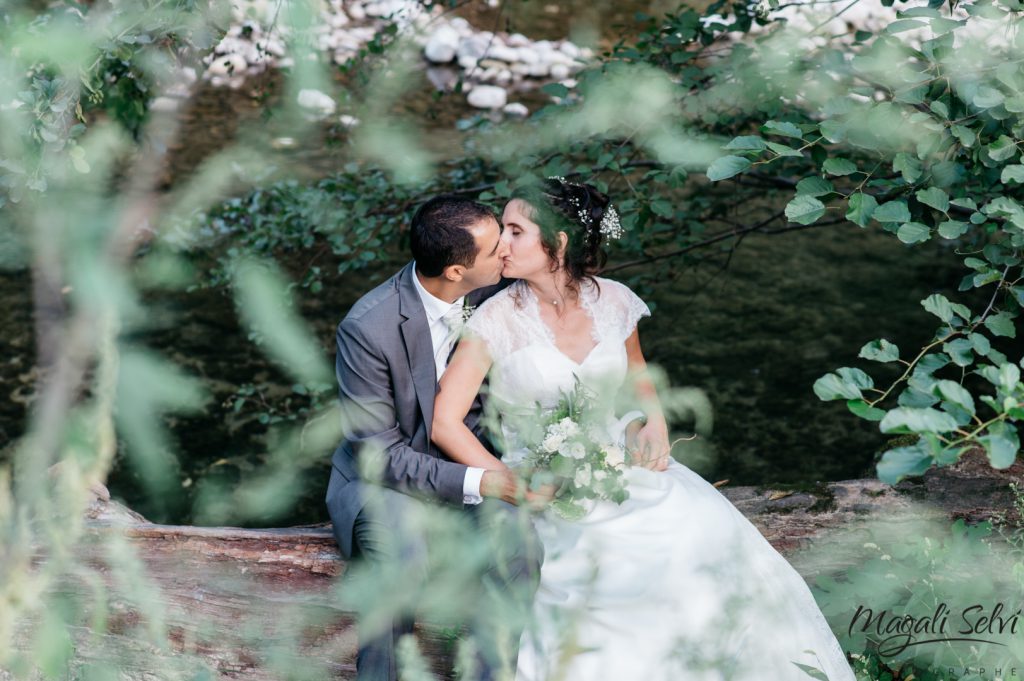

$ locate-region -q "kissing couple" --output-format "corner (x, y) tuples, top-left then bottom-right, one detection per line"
(326, 177), (857, 681)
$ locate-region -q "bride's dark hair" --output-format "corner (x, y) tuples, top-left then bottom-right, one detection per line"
(508, 177), (611, 294)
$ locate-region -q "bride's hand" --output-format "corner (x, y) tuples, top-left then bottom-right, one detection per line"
(628, 418), (671, 472)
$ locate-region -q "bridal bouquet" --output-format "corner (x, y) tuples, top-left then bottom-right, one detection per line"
(519, 380), (630, 520)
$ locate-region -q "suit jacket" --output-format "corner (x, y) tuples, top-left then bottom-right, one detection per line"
(325, 261), (505, 559)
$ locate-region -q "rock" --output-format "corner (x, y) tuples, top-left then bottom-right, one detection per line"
(458, 55), (478, 70)
(507, 33), (531, 47)
(502, 102), (529, 117)
(457, 34), (490, 60)
(527, 62), (550, 78)
(449, 17), (471, 34)
(424, 24), (459, 63)
(550, 63), (570, 80)
(485, 44), (520, 63)
(347, 2), (366, 20)
(329, 11), (349, 28)
(516, 47), (540, 64)
(297, 88), (337, 117)
(559, 41), (582, 59)
(338, 115), (361, 128)
(149, 97), (181, 113)
(467, 85), (508, 109)
(207, 53), (248, 77)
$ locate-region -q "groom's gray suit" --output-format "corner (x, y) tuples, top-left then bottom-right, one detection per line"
(326, 261), (538, 681)
(326, 261), (500, 558)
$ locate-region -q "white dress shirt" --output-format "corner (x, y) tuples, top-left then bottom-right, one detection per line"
(412, 264), (486, 505)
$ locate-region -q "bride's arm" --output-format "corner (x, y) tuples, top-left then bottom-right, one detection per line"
(625, 328), (671, 471)
(432, 336), (508, 472)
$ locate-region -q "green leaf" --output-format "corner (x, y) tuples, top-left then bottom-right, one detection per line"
(785, 195), (825, 225)
(707, 155), (751, 181)
(650, 200), (674, 218)
(984, 312), (1016, 338)
(796, 176), (834, 197)
(541, 83), (570, 98)
(893, 153), (922, 183)
(1001, 165), (1024, 184)
(987, 135), (1018, 162)
(859, 338), (900, 362)
(762, 120), (804, 139)
(916, 187), (949, 212)
(897, 222), (931, 244)
(724, 135), (766, 151)
(877, 443), (933, 484)
(933, 380), (975, 415)
(873, 200), (911, 223)
(937, 220), (968, 239)
(845, 192), (877, 228)
(766, 141), (803, 157)
(921, 293), (953, 322)
(974, 86), (1006, 109)
(847, 399), (886, 421)
(813, 372), (863, 401)
(982, 434), (1017, 468)
(951, 124), (976, 147)
(880, 407), (959, 434)
(823, 158), (858, 176)
(930, 100), (949, 118)
(968, 332), (991, 356)
(943, 338), (974, 367)
(885, 18), (927, 32)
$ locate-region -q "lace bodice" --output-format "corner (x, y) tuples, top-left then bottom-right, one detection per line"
(465, 278), (651, 461)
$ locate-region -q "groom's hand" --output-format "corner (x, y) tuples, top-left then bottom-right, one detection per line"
(480, 469), (525, 505)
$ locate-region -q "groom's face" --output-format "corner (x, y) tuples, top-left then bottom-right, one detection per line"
(458, 215), (507, 289)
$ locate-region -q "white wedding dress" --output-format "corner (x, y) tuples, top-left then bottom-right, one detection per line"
(464, 277), (857, 681)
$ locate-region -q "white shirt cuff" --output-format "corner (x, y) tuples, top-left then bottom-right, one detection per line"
(463, 466), (485, 505)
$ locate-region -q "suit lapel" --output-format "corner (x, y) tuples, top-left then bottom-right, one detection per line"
(398, 263), (438, 440)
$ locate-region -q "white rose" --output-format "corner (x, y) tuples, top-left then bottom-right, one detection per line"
(574, 465), (592, 487)
(542, 433), (564, 453)
(604, 445), (625, 467)
(593, 469), (607, 481)
(560, 441), (586, 460)
(558, 418), (580, 437)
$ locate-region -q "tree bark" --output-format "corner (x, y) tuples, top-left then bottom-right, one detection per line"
(8, 450), (1021, 681)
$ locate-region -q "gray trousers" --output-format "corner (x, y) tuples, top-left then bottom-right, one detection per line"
(351, 486), (544, 681)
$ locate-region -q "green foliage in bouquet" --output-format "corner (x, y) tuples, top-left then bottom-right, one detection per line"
(519, 378), (630, 521)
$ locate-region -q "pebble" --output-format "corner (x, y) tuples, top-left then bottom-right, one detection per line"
(503, 102), (529, 117)
(297, 89), (337, 117)
(424, 24), (460, 63)
(467, 85), (508, 109)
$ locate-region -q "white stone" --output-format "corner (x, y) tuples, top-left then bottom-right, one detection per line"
(496, 69), (512, 85)
(329, 11), (349, 28)
(502, 102), (528, 117)
(559, 41), (581, 59)
(467, 85), (507, 109)
(516, 46), (540, 64)
(297, 88), (337, 116)
(339, 114), (361, 127)
(549, 63), (570, 80)
(457, 34), (490, 60)
(424, 25), (459, 63)
(347, 3), (366, 20)
(527, 62), (550, 78)
(150, 97), (180, 113)
(208, 53), (247, 77)
(458, 55), (478, 70)
(485, 44), (520, 63)
(449, 17), (471, 34)
(507, 33), (530, 46)
(510, 62), (532, 76)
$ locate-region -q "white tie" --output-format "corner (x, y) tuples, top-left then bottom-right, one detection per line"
(438, 304), (464, 376)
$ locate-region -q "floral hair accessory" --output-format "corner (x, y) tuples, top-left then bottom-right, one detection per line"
(544, 176), (624, 243)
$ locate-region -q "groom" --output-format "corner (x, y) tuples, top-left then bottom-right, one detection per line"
(325, 195), (543, 681)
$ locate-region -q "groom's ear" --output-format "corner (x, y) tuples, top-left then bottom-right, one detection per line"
(443, 264), (466, 282)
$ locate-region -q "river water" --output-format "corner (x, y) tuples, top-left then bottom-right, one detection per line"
(1, 2), (1008, 525)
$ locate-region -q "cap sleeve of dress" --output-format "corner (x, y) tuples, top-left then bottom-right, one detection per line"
(597, 277), (651, 342)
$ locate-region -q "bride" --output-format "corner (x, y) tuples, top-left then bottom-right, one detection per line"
(431, 177), (857, 681)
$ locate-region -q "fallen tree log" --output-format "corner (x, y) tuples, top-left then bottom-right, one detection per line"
(8, 450), (1023, 681)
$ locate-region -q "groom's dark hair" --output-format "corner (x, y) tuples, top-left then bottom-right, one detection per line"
(410, 195), (497, 277)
